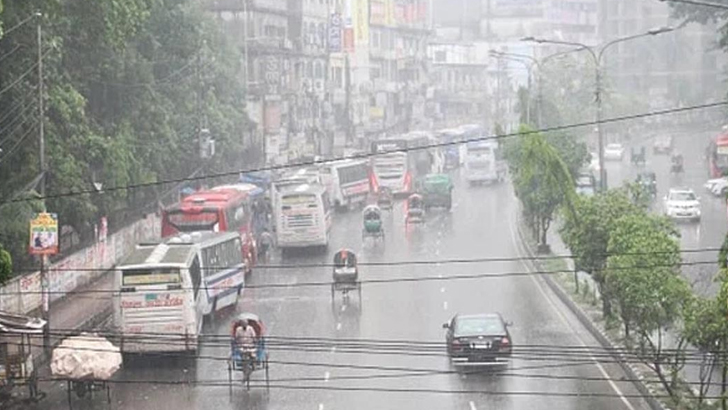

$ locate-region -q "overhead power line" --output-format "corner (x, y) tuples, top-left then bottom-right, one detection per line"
(659, 0), (728, 10)
(0, 123), (38, 165)
(11, 246), (721, 274)
(0, 49), (50, 98)
(0, 259), (715, 297)
(1, 99), (725, 205)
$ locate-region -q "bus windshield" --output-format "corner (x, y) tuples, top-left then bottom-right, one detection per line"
(166, 210), (219, 232)
(281, 194), (318, 210)
(122, 268), (182, 287)
(337, 164), (369, 185)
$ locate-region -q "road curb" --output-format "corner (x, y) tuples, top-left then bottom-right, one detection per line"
(513, 216), (666, 410)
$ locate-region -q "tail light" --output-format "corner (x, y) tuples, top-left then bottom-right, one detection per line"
(500, 337), (511, 350)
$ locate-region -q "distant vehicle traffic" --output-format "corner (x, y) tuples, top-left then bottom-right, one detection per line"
(704, 177), (728, 196)
(636, 171), (657, 199)
(161, 185), (267, 274)
(708, 128), (728, 177)
(464, 141), (505, 185)
(318, 159), (371, 210)
(436, 128), (466, 170)
(370, 134), (436, 196)
(115, 232), (246, 353)
(443, 313), (512, 367)
(275, 183), (332, 249)
(604, 143), (625, 161)
(664, 188), (701, 221)
(575, 172), (596, 196)
(653, 135), (674, 154)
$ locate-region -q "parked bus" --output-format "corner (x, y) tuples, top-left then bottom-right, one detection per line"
(275, 184), (332, 249)
(464, 141), (505, 185)
(161, 185), (264, 273)
(115, 232), (245, 353)
(708, 127), (728, 177)
(318, 159), (371, 210)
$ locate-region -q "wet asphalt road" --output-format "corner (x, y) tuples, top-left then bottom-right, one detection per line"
(604, 127), (726, 295)
(34, 171), (655, 410)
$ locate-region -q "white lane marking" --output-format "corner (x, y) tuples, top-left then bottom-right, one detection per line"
(443, 301), (448, 310)
(341, 304), (347, 312)
(319, 404), (324, 410)
(435, 249), (440, 256)
(438, 274), (443, 278)
(440, 287), (446, 293)
(331, 346), (337, 353)
(469, 401), (477, 410)
(324, 371), (330, 382)
(336, 322), (342, 331)
(508, 215), (636, 410)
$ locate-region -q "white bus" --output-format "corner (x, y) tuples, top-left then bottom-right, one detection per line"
(370, 139), (412, 195)
(319, 159), (371, 210)
(464, 141), (505, 185)
(276, 183), (332, 249)
(115, 232), (245, 353)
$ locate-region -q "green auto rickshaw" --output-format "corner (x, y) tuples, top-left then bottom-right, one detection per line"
(421, 173), (453, 210)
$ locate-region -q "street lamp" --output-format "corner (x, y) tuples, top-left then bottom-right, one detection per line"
(489, 51), (534, 126)
(522, 26), (675, 192)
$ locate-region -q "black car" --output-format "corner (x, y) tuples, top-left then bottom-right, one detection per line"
(443, 313), (512, 367)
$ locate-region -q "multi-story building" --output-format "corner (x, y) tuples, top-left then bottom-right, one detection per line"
(599, 0), (726, 113)
(368, 0), (432, 137)
(428, 41), (490, 128)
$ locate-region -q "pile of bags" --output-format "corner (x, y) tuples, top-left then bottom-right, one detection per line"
(51, 333), (122, 380)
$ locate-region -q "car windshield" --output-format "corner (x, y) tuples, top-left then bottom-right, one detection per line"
(670, 192), (696, 201)
(454, 316), (506, 337)
(607, 144), (622, 150)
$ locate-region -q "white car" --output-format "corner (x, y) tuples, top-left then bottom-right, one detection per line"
(604, 143), (625, 161)
(664, 188), (701, 221)
(704, 177), (728, 196)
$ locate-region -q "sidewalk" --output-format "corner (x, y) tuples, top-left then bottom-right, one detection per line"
(544, 221), (722, 402)
(32, 272), (114, 367)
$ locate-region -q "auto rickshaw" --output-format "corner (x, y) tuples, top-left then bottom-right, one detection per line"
(630, 146), (646, 166)
(671, 153), (684, 174)
(421, 173), (453, 210)
(362, 205), (385, 242)
(405, 194), (426, 224)
(636, 171), (657, 199)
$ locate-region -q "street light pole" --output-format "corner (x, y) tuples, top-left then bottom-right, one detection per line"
(522, 26), (675, 192)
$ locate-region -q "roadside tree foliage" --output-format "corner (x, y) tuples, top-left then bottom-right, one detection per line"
(0, 0), (250, 272)
(505, 125), (575, 251)
(606, 213), (690, 402)
(560, 188), (645, 316)
(0, 244), (11, 285)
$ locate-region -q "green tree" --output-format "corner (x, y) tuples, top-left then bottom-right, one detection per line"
(559, 188), (646, 316)
(606, 213), (689, 402)
(505, 125), (575, 251)
(0, 244), (11, 285)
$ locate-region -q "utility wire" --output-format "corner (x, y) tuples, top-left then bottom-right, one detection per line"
(0, 44), (22, 65)
(0, 49), (50, 98)
(0, 102), (37, 145)
(0, 93), (35, 125)
(12, 245), (721, 274)
(1, 259), (713, 297)
(0, 13), (39, 38)
(0, 123), (38, 165)
(2, 99), (725, 205)
(660, 0), (728, 10)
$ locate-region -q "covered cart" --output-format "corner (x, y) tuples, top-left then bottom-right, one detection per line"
(331, 249), (361, 302)
(51, 333), (122, 409)
(362, 205), (385, 242)
(0, 311), (45, 404)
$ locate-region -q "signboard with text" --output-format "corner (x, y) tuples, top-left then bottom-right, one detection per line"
(329, 13), (342, 52)
(29, 213), (59, 256)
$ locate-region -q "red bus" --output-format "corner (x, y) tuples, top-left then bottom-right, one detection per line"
(708, 129), (728, 177)
(161, 184), (269, 274)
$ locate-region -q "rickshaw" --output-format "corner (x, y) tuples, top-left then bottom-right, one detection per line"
(377, 187), (393, 211)
(671, 153), (684, 174)
(331, 249), (361, 302)
(0, 311), (45, 404)
(362, 205), (385, 242)
(228, 313), (269, 391)
(630, 146), (646, 166)
(405, 194), (426, 224)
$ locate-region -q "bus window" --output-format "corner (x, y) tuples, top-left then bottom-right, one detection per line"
(225, 204), (246, 231)
(190, 257), (202, 298)
(202, 238), (244, 278)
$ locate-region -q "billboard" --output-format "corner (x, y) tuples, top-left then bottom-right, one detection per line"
(29, 213), (59, 256)
(329, 12), (343, 52)
(353, 0), (369, 46)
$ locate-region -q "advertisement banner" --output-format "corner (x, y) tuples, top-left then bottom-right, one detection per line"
(343, 28), (355, 52)
(29, 212), (59, 255)
(329, 12), (342, 52)
(353, 0), (369, 46)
